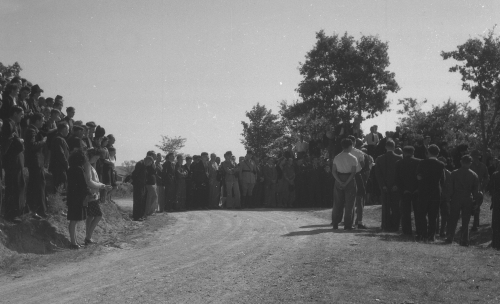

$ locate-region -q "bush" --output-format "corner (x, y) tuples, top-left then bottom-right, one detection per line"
(113, 182), (133, 198)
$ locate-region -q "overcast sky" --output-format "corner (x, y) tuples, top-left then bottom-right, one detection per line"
(1, 0), (498, 163)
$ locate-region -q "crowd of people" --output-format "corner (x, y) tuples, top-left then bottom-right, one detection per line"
(130, 119), (500, 250)
(0, 75), (117, 249)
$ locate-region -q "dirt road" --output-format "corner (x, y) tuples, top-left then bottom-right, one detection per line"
(1, 204), (499, 303)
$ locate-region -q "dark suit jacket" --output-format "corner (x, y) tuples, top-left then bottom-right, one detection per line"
(0, 94), (15, 121)
(414, 145), (428, 160)
(374, 151), (403, 190)
(417, 158), (445, 199)
(395, 156), (421, 193)
(49, 135), (69, 173)
(162, 160), (176, 186)
(24, 124), (45, 168)
(131, 160), (147, 187)
(192, 161), (209, 185)
(1, 118), (24, 171)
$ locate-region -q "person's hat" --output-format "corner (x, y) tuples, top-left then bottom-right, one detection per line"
(470, 150), (481, 157)
(66, 106), (75, 112)
(72, 125), (84, 132)
(86, 121), (96, 128)
(45, 97), (54, 104)
(95, 125), (106, 138)
(55, 95), (63, 101)
(31, 84), (43, 94)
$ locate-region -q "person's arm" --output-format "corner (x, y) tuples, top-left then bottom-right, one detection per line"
(331, 163), (343, 185)
(344, 164), (357, 186)
(24, 128), (46, 152)
(84, 162), (106, 190)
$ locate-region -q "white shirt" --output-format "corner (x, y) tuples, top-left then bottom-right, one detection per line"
(350, 148), (365, 173)
(294, 141), (309, 153)
(333, 152), (358, 174)
(364, 133), (379, 145)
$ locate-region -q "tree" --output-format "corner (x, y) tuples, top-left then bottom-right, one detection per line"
(0, 62), (22, 78)
(441, 26), (500, 160)
(241, 103), (284, 158)
(121, 160), (137, 175)
(397, 98), (479, 148)
(155, 135), (187, 155)
(290, 30), (399, 126)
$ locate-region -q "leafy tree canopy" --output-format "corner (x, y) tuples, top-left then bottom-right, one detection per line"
(155, 135), (187, 156)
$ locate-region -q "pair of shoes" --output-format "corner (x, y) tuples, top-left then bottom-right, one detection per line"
(357, 224), (368, 230)
(332, 225), (339, 230)
(69, 244), (80, 250)
(31, 213), (42, 220)
(470, 226), (478, 232)
(344, 227), (353, 231)
(84, 238), (96, 245)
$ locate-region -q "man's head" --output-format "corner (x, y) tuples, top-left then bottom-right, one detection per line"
(45, 97), (54, 107)
(9, 106), (24, 123)
(460, 155), (473, 169)
(31, 113), (44, 129)
(402, 146), (415, 158)
(146, 150), (156, 158)
(50, 109), (61, 122)
(30, 84), (43, 98)
(215, 157), (221, 165)
(72, 125), (84, 138)
(57, 122), (69, 137)
(245, 149), (253, 160)
(428, 144), (440, 157)
(108, 147), (116, 157)
(470, 149), (481, 161)
(340, 138), (353, 152)
(66, 107), (75, 118)
(54, 100), (63, 111)
(176, 154), (184, 164)
(193, 155), (200, 163)
(239, 156), (245, 163)
(201, 152), (209, 162)
(107, 134), (115, 146)
(347, 135), (356, 146)
(167, 152), (175, 162)
(186, 156), (193, 166)
(210, 153), (216, 161)
(373, 125), (378, 132)
(224, 151), (232, 160)
(86, 121), (96, 134)
(385, 139), (395, 151)
(18, 86), (30, 100)
(42, 107), (51, 120)
(144, 156), (154, 166)
(156, 153), (162, 163)
(396, 126), (401, 132)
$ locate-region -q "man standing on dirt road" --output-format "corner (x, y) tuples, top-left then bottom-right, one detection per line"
(374, 140), (402, 232)
(331, 138), (358, 230)
(395, 146), (420, 236)
(445, 155), (479, 246)
(131, 154), (153, 221)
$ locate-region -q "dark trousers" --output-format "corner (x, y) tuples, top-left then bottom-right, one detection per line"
(416, 196), (440, 238)
(332, 175), (357, 229)
(401, 192), (417, 235)
(27, 166), (46, 215)
(52, 170), (67, 193)
(380, 190), (400, 231)
(195, 183), (209, 209)
(164, 182), (176, 211)
(4, 168), (26, 220)
(472, 192), (484, 228)
(436, 197), (450, 235)
(447, 197), (473, 245)
(132, 185), (146, 220)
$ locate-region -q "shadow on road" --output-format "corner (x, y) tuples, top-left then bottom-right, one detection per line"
(299, 224), (333, 229)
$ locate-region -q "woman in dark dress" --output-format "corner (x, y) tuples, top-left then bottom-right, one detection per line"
(67, 149), (92, 249)
(175, 155), (188, 211)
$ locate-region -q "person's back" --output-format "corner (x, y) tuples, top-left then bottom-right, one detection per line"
(396, 155), (420, 193)
(417, 158), (445, 199)
(449, 167), (478, 201)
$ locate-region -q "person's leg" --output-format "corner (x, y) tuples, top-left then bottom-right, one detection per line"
(85, 216), (102, 242)
(400, 192), (412, 235)
(446, 199), (461, 242)
(225, 181), (234, 208)
(240, 182), (248, 209)
(344, 179), (357, 229)
(69, 221), (78, 245)
(332, 184), (343, 228)
(472, 192), (484, 230)
(427, 199), (440, 240)
(156, 185), (165, 212)
(246, 183), (255, 208)
(234, 181), (241, 208)
(440, 198), (450, 236)
(460, 200), (473, 246)
(492, 199), (500, 249)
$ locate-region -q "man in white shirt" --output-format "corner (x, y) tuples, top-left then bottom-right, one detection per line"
(364, 126), (379, 157)
(348, 136), (368, 229)
(293, 135), (309, 160)
(331, 138), (358, 230)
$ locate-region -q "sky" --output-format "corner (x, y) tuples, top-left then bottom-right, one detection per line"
(1, 0), (499, 164)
